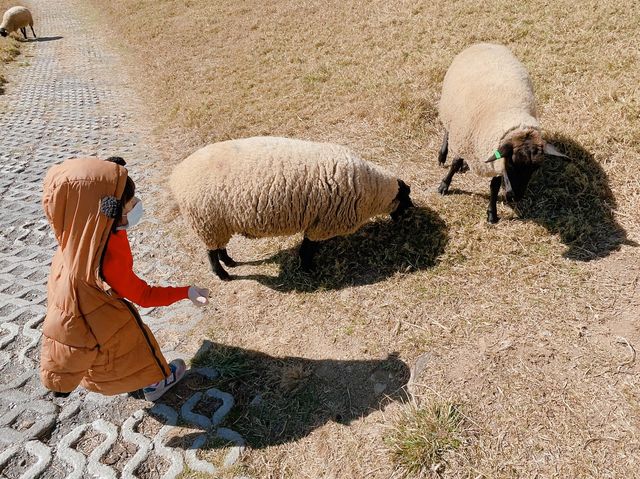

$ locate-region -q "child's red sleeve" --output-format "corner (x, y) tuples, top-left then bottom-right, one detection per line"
(102, 230), (189, 308)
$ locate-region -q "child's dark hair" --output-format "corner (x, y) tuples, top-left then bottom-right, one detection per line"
(121, 176), (135, 204)
(105, 156), (136, 203)
(105, 156), (136, 231)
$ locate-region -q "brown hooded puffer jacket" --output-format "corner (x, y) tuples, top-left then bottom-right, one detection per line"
(40, 157), (170, 395)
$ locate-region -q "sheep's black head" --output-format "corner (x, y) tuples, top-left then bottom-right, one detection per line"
(0, 29), (7, 37)
(390, 179), (414, 221)
(487, 130), (545, 202)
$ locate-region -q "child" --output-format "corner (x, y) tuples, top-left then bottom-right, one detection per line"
(40, 156), (208, 401)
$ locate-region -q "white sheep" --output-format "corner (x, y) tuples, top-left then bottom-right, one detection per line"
(170, 136), (414, 280)
(437, 42), (565, 223)
(0, 6), (36, 39)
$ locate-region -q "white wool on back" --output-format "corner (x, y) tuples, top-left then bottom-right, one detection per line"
(170, 136), (401, 250)
(438, 43), (540, 178)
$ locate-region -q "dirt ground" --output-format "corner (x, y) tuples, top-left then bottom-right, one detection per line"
(80, 1), (639, 477)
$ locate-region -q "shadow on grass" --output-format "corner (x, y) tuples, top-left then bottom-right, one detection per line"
(232, 207), (448, 292)
(516, 134), (632, 260)
(156, 340), (409, 449)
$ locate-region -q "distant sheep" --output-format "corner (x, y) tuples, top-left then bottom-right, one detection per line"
(170, 136), (414, 280)
(0, 6), (36, 39)
(437, 43), (565, 223)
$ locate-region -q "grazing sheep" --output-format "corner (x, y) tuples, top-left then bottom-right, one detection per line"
(0, 6), (36, 39)
(170, 136), (414, 280)
(437, 43), (566, 223)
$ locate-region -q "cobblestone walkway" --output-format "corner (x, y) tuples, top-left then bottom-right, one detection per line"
(0, 1), (245, 477)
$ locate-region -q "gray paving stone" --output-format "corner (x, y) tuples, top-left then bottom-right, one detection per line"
(181, 392), (212, 430)
(56, 424), (88, 479)
(0, 0), (248, 476)
(22, 441), (52, 479)
(184, 434), (217, 474)
(86, 419), (118, 479)
(121, 410), (152, 479)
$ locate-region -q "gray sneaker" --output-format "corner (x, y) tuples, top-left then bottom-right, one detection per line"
(143, 359), (187, 401)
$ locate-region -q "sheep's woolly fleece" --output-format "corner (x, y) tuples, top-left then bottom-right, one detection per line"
(1, 6), (33, 34)
(439, 43), (540, 178)
(170, 136), (402, 250)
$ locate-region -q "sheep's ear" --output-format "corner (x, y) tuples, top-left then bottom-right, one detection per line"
(543, 142), (569, 158)
(485, 143), (513, 163)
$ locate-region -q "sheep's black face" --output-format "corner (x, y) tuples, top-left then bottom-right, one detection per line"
(491, 130), (544, 202)
(0, 29), (7, 37)
(390, 179), (414, 221)
(505, 142), (544, 202)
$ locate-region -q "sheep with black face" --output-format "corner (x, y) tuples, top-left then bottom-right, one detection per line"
(0, 6), (36, 39)
(437, 43), (566, 223)
(170, 136), (414, 280)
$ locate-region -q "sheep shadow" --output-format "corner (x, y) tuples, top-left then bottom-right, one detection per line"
(516, 134), (631, 260)
(233, 207), (448, 292)
(153, 340), (409, 449)
(31, 36), (63, 42)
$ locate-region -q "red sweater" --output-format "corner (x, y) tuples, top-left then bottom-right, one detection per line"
(102, 230), (189, 307)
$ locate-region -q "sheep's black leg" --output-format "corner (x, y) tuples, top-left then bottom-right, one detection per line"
(208, 249), (231, 281)
(487, 176), (502, 224)
(438, 157), (464, 195)
(299, 237), (320, 271)
(438, 131), (449, 166)
(30, 26), (36, 38)
(219, 248), (237, 267)
(21, 27), (27, 39)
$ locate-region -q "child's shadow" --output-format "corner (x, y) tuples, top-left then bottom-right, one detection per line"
(234, 207), (448, 292)
(154, 340), (409, 450)
(517, 134), (633, 260)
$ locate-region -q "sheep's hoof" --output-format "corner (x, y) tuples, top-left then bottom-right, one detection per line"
(437, 181), (450, 195)
(487, 211), (499, 224)
(438, 157), (446, 167)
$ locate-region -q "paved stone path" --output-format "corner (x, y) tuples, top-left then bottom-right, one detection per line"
(0, 1), (246, 477)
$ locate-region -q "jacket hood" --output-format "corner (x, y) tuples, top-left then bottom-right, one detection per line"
(42, 157), (127, 284)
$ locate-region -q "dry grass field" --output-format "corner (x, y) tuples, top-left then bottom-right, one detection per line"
(85, 1), (640, 477)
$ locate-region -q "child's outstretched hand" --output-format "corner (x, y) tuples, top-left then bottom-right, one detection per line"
(188, 285), (210, 307)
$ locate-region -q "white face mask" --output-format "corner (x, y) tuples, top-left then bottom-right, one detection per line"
(117, 198), (144, 230)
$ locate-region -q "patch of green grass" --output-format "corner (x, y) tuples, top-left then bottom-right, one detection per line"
(190, 344), (252, 379)
(385, 401), (464, 477)
(302, 65), (331, 86)
(179, 460), (249, 479)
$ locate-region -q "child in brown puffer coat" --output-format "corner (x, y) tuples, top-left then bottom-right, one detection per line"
(40, 156), (209, 401)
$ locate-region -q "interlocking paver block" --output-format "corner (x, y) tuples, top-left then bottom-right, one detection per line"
(121, 410), (152, 479)
(56, 424), (88, 479)
(0, 0), (247, 476)
(86, 419), (118, 479)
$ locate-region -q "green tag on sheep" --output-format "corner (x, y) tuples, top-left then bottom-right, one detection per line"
(494, 150), (502, 160)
